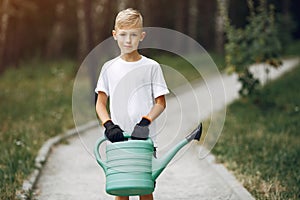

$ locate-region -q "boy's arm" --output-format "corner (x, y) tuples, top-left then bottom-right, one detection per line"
(96, 91), (125, 142)
(131, 95), (166, 140)
(146, 95), (166, 122)
(95, 92), (110, 124)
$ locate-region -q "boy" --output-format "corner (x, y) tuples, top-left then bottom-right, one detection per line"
(95, 8), (169, 200)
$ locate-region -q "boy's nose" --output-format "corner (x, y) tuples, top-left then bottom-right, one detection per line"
(125, 35), (131, 43)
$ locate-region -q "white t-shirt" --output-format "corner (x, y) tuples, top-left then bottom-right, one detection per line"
(95, 56), (169, 142)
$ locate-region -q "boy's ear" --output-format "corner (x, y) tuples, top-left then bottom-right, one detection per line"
(140, 31), (146, 41)
(112, 30), (117, 40)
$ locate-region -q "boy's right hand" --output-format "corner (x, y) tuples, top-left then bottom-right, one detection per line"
(103, 120), (124, 142)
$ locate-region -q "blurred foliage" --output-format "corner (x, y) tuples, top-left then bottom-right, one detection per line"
(276, 13), (297, 50)
(283, 40), (300, 57)
(220, 0), (283, 97)
(0, 0), (218, 71)
(1, 0), (299, 74)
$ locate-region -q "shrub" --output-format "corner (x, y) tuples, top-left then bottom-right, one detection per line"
(219, 0), (282, 96)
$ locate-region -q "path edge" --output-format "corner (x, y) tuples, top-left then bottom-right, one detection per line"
(198, 146), (255, 199)
(16, 120), (99, 200)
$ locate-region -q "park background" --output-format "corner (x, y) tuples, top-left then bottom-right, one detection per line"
(0, 0), (300, 199)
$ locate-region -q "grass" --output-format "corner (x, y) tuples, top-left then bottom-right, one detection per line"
(0, 59), (75, 199)
(212, 64), (300, 199)
(153, 51), (225, 88)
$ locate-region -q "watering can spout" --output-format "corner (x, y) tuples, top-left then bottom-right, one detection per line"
(152, 123), (202, 180)
(185, 123), (202, 142)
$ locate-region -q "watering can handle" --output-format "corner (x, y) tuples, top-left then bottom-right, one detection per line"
(94, 133), (132, 173)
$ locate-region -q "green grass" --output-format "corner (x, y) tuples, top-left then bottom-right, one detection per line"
(153, 51), (225, 88)
(0, 59), (75, 199)
(212, 65), (300, 199)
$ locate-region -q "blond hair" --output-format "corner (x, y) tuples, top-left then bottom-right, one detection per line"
(114, 8), (143, 30)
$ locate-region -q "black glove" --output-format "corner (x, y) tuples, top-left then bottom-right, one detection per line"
(131, 117), (151, 140)
(103, 120), (125, 142)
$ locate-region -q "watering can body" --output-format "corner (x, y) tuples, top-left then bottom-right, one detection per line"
(94, 124), (202, 196)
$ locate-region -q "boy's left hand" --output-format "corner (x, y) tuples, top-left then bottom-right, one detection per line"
(131, 117), (151, 140)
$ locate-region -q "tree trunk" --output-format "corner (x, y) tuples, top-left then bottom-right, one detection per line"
(188, 0), (198, 40)
(118, 0), (129, 11)
(0, 0), (10, 72)
(77, 0), (93, 62)
(282, 0), (290, 15)
(215, 0), (228, 54)
(93, 0), (114, 43)
(175, 0), (188, 33)
(174, 0), (189, 51)
(46, 2), (65, 59)
(140, 0), (161, 27)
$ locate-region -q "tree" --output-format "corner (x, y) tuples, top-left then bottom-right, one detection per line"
(175, 0), (188, 34)
(117, 0), (129, 11)
(77, 0), (93, 62)
(92, 0), (115, 44)
(45, 1), (66, 59)
(0, 0), (37, 71)
(219, 0), (282, 96)
(188, 0), (198, 40)
(0, 0), (10, 71)
(215, 0), (228, 54)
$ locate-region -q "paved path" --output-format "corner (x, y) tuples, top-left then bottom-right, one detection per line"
(33, 59), (299, 200)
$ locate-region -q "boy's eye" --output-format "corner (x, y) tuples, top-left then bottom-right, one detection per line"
(119, 33), (126, 36)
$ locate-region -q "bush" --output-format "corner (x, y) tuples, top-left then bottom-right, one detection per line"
(220, 0), (282, 96)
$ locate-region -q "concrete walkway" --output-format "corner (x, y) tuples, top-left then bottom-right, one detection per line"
(33, 59), (299, 200)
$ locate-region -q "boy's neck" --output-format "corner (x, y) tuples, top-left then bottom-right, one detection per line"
(120, 51), (142, 62)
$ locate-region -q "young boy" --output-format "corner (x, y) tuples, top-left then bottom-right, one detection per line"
(95, 8), (169, 200)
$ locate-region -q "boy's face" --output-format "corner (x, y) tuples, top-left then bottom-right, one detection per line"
(112, 28), (145, 55)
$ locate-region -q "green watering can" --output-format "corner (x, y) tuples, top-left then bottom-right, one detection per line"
(94, 123), (202, 196)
